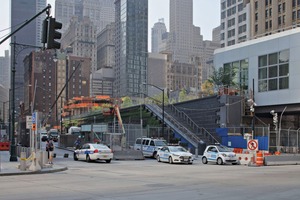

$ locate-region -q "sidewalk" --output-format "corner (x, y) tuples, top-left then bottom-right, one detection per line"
(0, 151), (68, 176)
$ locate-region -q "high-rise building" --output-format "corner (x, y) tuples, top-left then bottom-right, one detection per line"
(61, 16), (97, 72)
(212, 26), (221, 43)
(168, 0), (197, 63)
(220, 0), (250, 47)
(114, 0), (148, 98)
(0, 50), (10, 89)
(151, 19), (167, 53)
(11, 0), (47, 110)
(55, 0), (115, 35)
(250, 0), (300, 39)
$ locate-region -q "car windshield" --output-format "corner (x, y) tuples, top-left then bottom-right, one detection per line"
(169, 146), (187, 152)
(155, 140), (167, 146)
(91, 144), (110, 150)
(216, 146), (232, 152)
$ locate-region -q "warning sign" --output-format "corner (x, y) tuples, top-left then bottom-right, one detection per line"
(247, 139), (258, 151)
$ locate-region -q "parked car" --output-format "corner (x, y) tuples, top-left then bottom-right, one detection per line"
(202, 144), (238, 165)
(157, 145), (193, 164)
(134, 137), (167, 158)
(48, 129), (59, 142)
(73, 143), (113, 163)
(39, 130), (48, 142)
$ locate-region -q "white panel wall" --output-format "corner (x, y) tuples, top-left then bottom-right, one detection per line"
(214, 29), (300, 106)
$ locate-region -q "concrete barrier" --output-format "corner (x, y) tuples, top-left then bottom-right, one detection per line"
(113, 150), (144, 160)
(264, 154), (300, 166)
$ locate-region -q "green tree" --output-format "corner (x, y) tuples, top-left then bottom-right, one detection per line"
(121, 96), (133, 108)
(208, 66), (237, 91)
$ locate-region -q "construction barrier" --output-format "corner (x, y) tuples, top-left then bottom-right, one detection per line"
(256, 151), (264, 166)
(237, 153), (254, 165)
(0, 142), (10, 151)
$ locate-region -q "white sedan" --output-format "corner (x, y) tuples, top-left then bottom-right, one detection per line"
(157, 146), (193, 164)
(74, 143), (113, 163)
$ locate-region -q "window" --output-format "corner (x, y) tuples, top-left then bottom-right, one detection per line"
(278, 4), (282, 13)
(278, 16), (282, 26)
(283, 2), (285, 12)
(265, 9), (268, 18)
(255, 24), (258, 32)
(255, 1), (258, 10)
(265, 0), (268, 6)
(258, 50), (289, 92)
(265, 21), (268, 29)
(255, 13), (258, 21)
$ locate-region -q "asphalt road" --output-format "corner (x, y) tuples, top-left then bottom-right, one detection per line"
(0, 153), (300, 200)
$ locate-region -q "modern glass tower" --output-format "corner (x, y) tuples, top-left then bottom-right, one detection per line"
(114, 0), (148, 98)
(10, 0), (46, 111)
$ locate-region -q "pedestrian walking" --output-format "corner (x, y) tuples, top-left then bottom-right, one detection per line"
(46, 138), (54, 164)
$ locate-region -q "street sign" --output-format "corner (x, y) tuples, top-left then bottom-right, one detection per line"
(26, 116), (33, 129)
(32, 112), (36, 123)
(247, 139), (258, 151)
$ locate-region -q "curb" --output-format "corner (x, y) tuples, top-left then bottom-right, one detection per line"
(0, 166), (68, 177)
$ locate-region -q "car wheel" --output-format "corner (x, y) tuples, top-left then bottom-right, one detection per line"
(169, 156), (173, 164)
(73, 152), (78, 161)
(157, 155), (161, 162)
(202, 156), (208, 164)
(153, 152), (157, 159)
(217, 157), (223, 165)
(86, 155), (91, 162)
(105, 159), (111, 163)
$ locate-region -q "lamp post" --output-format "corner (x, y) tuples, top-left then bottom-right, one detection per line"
(9, 37), (42, 162)
(143, 83), (165, 136)
(270, 110), (279, 151)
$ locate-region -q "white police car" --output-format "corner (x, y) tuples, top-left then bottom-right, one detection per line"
(157, 145), (193, 164)
(73, 143), (113, 163)
(202, 145), (238, 165)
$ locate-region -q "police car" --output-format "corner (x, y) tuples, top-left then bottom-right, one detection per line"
(73, 143), (113, 163)
(157, 145), (193, 164)
(134, 138), (167, 158)
(202, 144), (238, 165)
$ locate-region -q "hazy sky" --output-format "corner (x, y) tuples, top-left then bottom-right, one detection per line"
(0, 0), (220, 57)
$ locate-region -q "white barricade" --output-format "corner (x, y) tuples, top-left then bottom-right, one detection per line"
(237, 153), (254, 165)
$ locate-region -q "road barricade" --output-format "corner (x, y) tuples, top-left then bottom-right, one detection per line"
(0, 142), (10, 151)
(237, 153), (254, 165)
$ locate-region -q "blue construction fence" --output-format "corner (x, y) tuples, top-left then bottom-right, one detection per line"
(216, 128), (269, 151)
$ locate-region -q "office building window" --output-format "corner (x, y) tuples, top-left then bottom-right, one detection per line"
(258, 50), (289, 92)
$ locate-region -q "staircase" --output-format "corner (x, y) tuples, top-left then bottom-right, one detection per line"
(145, 103), (220, 155)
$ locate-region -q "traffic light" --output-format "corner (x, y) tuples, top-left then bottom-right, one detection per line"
(41, 18), (48, 44)
(47, 17), (62, 49)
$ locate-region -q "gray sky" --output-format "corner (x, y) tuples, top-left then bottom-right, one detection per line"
(0, 0), (220, 56)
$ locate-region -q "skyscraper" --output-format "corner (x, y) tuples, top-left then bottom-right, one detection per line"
(220, 0), (250, 47)
(114, 0), (148, 98)
(250, 0), (299, 38)
(55, 0), (115, 35)
(151, 19), (167, 53)
(168, 0), (197, 63)
(11, 0), (47, 110)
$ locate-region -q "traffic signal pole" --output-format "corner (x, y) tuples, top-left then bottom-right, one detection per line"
(0, 4), (51, 46)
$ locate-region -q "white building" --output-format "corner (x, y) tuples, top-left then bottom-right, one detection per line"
(214, 29), (300, 120)
(220, 0), (250, 47)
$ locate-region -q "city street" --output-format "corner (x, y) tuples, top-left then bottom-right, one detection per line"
(0, 150), (300, 200)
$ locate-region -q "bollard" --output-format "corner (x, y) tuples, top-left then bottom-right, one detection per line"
(42, 151), (48, 166)
(20, 152), (27, 171)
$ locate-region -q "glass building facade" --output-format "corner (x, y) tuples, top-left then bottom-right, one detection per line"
(115, 0), (148, 98)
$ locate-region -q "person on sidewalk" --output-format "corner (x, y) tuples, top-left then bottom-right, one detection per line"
(46, 138), (54, 164)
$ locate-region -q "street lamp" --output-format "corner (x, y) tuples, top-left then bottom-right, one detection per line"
(143, 83), (165, 136)
(270, 110), (279, 151)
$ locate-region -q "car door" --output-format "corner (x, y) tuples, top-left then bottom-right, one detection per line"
(160, 147), (170, 162)
(207, 146), (218, 162)
(78, 144), (89, 160)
